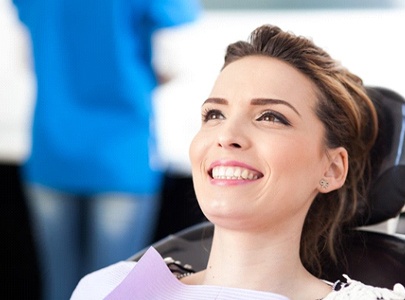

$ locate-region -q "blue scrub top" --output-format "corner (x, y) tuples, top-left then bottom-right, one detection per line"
(13, 0), (201, 194)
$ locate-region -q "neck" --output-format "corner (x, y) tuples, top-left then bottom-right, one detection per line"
(198, 222), (326, 299)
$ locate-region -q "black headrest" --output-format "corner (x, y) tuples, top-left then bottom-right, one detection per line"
(357, 87), (405, 226)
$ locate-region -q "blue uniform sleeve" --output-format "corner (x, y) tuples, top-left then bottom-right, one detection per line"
(12, 0), (35, 26)
(148, 0), (201, 29)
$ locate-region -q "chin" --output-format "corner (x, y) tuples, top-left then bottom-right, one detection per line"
(200, 204), (254, 229)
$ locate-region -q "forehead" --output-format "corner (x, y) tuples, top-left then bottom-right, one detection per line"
(210, 56), (319, 109)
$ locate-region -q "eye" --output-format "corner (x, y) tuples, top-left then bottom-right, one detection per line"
(256, 111), (291, 126)
(202, 109), (224, 122)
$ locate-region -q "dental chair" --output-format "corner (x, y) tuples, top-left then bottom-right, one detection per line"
(130, 86), (405, 288)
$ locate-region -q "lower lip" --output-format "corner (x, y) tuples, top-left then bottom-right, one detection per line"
(210, 178), (259, 186)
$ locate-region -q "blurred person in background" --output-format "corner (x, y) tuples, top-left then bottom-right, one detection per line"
(0, 0), (40, 298)
(12, 0), (201, 299)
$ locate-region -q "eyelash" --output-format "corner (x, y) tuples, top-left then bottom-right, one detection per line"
(201, 108), (291, 126)
(202, 108), (223, 122)
(256, 111), (291, 126)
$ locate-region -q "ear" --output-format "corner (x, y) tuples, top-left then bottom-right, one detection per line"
(318, 147), (348, 193)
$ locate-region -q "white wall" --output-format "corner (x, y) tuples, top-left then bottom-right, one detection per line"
(0, 0), (35, 163)
(154, 8), (405, 174)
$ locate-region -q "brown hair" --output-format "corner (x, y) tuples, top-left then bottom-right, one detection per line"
(223, 25), (378, 276)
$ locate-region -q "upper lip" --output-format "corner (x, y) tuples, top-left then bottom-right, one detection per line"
(208, 160), (263, 180)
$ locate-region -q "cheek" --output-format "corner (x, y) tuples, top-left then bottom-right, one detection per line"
(263, 137), (324, 183)
(189, 132), (206, 171)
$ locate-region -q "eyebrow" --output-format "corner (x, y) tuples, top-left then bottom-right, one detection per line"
(251, 98), (301, 117)
(203, 97), (301, 117)
(203, 98), (228, 105)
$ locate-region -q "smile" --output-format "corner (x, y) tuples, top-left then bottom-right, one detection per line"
(210, 166), (263, 180)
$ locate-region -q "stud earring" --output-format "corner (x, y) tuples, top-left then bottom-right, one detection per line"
(319, 179), (329, 189)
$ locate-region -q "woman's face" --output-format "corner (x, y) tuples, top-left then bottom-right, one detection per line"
(189, 56), (331, 231)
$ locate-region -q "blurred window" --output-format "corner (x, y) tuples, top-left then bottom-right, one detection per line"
(201, 0), (404, 10)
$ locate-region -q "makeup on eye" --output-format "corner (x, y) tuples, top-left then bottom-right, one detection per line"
(201, 106), (292, 126)
(202, 97), (300, 119)
(202, 108), (224, 122)
(256, 110), (291, 126)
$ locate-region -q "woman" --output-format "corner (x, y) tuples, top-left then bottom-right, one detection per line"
(71, 25), (405, 299)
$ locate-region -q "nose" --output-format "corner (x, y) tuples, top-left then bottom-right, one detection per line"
(217, 121), (249, 150)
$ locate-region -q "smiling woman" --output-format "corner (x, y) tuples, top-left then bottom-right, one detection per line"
(71, 25), (405, 300)
(219, 26), (381, 276)
(190, 56), (333, 239)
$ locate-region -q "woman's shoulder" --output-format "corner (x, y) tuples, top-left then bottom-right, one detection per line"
(323, 275), (405, 300)
(70, 260), (136, 300)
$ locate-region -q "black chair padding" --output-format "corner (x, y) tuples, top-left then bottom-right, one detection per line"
(362, 87), (405, 226)
(321, 230), (405, 287)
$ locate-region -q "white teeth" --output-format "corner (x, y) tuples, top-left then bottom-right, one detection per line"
(225, 167), (234, 177)
(211, 166), (260, 180)
(241, 169), (249, 179)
